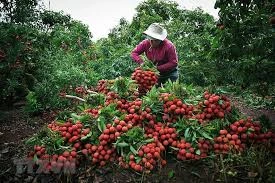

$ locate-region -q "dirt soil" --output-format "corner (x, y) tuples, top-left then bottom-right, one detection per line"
(229, 96), (275, 127)
(0, 97), (274, 183)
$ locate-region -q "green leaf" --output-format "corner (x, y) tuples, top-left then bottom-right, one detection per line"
(130, 145), (138, 155)
(71, 113), (80, 122)
(116, 142), (129, 147)
(143, 138), (154, 143)
(170, 146), (179, 151)
(81, 131), (93, 141)
(195, 149), (201, 155)
(201, 132), (213, 140)
(168, 170), (175, 179)
(184, 128), (190, 139)
(25, 136), (36, 145)
(56, 138), (64, 146)
(135, 156), (141, 163)
(79, 114), (91, 123)
(97, 117), (106, 132)
(247, 128), (255, 132)
(192, 135), (196, 142)
(33, 154), (39, 163)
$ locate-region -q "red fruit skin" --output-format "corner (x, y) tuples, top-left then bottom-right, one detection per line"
(230, 125), (238, 131)
(218, 112), (224, 118)
(220, 130), (228, 135)
(231, 134), (239, 140)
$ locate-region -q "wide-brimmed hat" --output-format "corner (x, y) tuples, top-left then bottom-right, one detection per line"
(143, 23), (167, 41)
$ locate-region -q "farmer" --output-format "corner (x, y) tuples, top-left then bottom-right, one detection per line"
(131, 23), (179, 87)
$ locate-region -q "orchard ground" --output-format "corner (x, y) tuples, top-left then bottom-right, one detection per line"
(0, 95), (274, 183)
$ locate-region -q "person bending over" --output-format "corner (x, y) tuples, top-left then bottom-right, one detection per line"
(131, 23), (179, 87)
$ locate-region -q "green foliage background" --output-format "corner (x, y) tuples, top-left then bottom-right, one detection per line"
(0, 0), (274, 112)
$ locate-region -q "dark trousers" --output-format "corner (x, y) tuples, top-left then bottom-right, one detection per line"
(157, 68), (179, 87)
